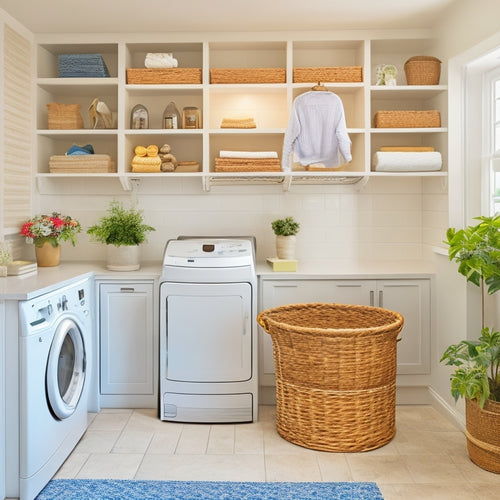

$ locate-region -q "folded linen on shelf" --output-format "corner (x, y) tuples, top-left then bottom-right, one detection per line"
(220, 117), (256, 128)
(144, 53), (178, 69)
(131, 155), (162, 172)
(219, 150), (279, 159)
(373, 151), (442, 172)
(214, 157), (281, 172)
(379, 146), (435, 152)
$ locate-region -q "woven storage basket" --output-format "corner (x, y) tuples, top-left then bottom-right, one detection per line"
(46, 103), (84, 129)
(293, 66), (363, 83)
(374, 110), (441, 128)
(126, 68), (202, 84)
(465, 398), (500, 473)
(210, 68), (286, 84)
(404, 56), (441, 85)
(257, 303), (404, 452)
(58, 53), (110, 78)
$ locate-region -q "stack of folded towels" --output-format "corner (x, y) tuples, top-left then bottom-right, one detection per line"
(220, 116), (256, 129)
(131, 145), (161, 172)
(214, 151), (281, 172)
(372, 146), (442, 172)
(144, 53), (178, 69)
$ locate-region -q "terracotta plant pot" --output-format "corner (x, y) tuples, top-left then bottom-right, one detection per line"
(465, 398), (500, 473)
(106, 244), (140, 271)
(35, 241), (61, 267)
(276, 235), (296, 260)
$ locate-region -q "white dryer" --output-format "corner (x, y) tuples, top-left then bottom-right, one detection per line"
(17, 277), (93, 500)
(159, 237), (258, 423)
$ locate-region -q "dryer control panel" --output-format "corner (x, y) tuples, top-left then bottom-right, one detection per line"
(163, 238), (255, 268)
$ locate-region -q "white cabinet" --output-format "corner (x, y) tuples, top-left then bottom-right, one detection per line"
(98, 280), (157, 408)
(259, 278), (431, 387)
(33, 33), (447, 192)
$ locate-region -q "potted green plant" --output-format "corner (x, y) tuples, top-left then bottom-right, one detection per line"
(271, 216), (300, 260)
(441, 214), (500, 473)
(87, 200), (155, 271)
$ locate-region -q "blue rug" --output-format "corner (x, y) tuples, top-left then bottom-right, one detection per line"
(36, 479), (384, 499)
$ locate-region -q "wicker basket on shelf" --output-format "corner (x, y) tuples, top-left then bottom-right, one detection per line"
(46, 103), (84, 130)
(210, 68), (286, 84)
(404, 56), (441, 85)
(257, 302), (404, 452)
(293, 66), (363, 83)
(374, 110), (441, 128)
(126, 68), (202, 84)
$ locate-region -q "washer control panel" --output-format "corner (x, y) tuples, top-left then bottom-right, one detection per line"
(19, 278), (90, 333)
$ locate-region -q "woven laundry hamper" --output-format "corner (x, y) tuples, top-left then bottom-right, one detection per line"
(257, 302), (404, 452)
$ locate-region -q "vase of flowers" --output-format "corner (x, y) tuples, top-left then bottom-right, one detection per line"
(20, 212), (81, 267)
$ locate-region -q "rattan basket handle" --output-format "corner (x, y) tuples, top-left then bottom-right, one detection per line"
(257, 312), (270, 333)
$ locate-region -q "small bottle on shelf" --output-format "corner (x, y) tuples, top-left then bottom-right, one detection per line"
(163, 102), (181, 129)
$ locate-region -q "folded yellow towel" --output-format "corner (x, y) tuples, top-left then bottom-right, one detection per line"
(131, 162), (161, 173)
(131, 155), (162, 172)
(379, 146), (435, 152)
(220, 117), (256, 129)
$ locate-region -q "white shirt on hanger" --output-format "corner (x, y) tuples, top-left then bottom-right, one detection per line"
(281, 90), (352, 171)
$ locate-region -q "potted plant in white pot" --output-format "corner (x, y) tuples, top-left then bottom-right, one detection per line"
(87, 200), (155, 271)
(440, 214), (500, 473)
(271, 216), (300, 260)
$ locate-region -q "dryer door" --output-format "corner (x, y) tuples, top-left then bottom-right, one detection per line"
(46, 317), (86, 420)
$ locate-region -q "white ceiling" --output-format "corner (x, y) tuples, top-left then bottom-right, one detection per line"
(0, 0), (456, 34)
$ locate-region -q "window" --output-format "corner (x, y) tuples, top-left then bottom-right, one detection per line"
(486, 69), (500, 215)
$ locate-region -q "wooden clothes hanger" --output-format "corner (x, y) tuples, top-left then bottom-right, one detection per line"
(311, 82), (327, 91)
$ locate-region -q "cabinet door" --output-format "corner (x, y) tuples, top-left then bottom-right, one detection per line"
(376, 279), (431, 375)
(260, 280), (372, 380)
(99, 282), (154, 395)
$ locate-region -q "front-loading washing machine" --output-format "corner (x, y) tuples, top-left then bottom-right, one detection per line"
(16, 276), (93, 500)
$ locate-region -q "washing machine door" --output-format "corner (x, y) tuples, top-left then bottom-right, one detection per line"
(46, 317), (86, 420)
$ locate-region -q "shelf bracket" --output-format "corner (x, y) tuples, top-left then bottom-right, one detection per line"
(354, 176), (370, 191)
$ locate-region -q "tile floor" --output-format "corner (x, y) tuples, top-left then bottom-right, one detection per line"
(55, 405), (500, 499)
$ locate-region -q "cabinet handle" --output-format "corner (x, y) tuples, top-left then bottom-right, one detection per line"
(120, 287), (135, 292)
(379, 290), (383, 307)
(369, 290), (374, 306)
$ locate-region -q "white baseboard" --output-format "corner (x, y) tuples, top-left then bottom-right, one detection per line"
(428, 386), (466, 431)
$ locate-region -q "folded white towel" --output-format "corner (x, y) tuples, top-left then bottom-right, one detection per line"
(144, 53), (178, 69)
(219, 150), (278, 159)
(373, 151), (442, 172)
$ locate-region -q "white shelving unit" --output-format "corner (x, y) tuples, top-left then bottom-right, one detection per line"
(34, 33), (448, 191)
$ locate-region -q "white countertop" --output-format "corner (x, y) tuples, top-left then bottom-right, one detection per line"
(256, 259), (435, 279)
(0, 262), (162, 300)
(0, 259), (435, 301)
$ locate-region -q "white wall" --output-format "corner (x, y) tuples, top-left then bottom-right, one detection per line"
(34, 176), (431, 266)
(432, 0), (500, 60)
(427, 0), (500, 418)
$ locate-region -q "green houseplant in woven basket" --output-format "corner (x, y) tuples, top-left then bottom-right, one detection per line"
(271, 216), (300, 260)
(441, 214), (500, 473)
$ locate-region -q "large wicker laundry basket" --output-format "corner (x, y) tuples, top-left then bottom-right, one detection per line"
(257, 303), (404, 452)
